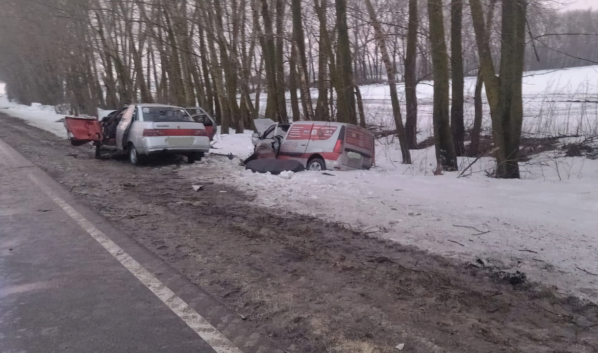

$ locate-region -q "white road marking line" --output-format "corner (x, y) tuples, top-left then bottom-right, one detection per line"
(29, 174), (244, 353)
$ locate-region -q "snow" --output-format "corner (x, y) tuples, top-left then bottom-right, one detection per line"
(2, 66), (598, 302)
(209, 127), (256, 157)
(197, 140), (598, 303)
(0, 94), (67, 139)
(198, 65), (598, 303)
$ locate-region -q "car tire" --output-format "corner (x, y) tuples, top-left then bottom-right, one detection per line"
(95, 144), (102, 159)
(128, 144), (144, 166)
(307, 157), (326, 171)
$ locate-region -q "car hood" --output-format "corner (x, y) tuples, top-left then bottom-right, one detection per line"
(253, 119), (276, 134)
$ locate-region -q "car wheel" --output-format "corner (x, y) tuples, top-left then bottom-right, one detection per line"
(307, 157), (326, 171)
(95, 144), (102, 159)
(187, 154), (196, 163)
(129, 144), (143, 166)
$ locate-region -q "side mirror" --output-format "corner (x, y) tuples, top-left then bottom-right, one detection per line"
(251, 132), (260, 145)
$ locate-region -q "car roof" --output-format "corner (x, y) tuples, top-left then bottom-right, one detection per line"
(136, 103), (185, 109)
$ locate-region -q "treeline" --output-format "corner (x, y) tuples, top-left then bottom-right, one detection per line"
(0, 0), (591, 178)
(526, 9), (598, 71)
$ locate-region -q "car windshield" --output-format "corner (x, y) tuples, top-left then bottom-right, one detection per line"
(142, 107), (193, 122)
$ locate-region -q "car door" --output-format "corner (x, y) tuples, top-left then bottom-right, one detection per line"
(116, 105), (136, 150)
(63, 117), (102, 146)
(279, 123), (314, 160)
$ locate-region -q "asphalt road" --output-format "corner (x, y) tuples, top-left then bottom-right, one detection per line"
(0, 137), (272, 353)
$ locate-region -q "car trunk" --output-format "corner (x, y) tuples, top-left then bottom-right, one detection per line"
(150, 121), (203, 134)
(146, 122), (208, 148)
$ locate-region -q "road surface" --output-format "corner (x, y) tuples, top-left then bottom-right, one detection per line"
(0, 137), (278, 353)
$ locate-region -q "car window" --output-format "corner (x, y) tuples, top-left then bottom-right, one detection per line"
(142, 107), (193, 122)
(263, 125), (289, 139)
(195, 114), (213, 126)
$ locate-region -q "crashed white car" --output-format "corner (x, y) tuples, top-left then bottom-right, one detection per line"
(250, 119), (375, 171)
(64, 104), (211, 165)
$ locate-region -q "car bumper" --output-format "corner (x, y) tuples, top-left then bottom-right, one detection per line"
(141, 136), (210, 155)
(326, 159), (372, 171)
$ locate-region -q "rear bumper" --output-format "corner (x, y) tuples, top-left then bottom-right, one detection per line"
(326, 157), (373, 171)
(326, 160), (360, 171)
(140, 136), (210, 155)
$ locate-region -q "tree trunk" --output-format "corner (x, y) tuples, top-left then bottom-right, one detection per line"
(469, 72), (484, 156)
(291, 0), (313, 120)
(450, 0), (465, 156)
(354, 85), (366, 128)
(496, 0), (527, 178)
(364, 0), (411, 164)
(289, 42), (302, 120)
(428, 0), (458, 170)
(257, 0), (282, 122)
(198, 25), (214, 114)
(469, 0), (527, 178)
(404, 0), (419, 149)
(334, 0), (357, 124)
(274, 0), (289, 123)
(314, 0), (330, 121)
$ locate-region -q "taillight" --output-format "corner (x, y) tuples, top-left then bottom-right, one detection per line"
(334, 126), (345, 154)
(334, 139), (343, 154)
(143, 129), (164, 137)
(192, 129), (208, 136)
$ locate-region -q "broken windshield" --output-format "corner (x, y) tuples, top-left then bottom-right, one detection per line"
(142, 107), (193, 122)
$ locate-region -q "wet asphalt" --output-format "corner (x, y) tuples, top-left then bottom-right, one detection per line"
(0, 137), (222, 352)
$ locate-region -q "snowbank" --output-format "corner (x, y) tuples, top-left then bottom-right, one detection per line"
(0, 95), (67, 139)
(209, 127), (255, 158)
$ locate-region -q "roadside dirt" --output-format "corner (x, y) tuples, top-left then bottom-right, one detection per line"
(1, 114), (597, 353)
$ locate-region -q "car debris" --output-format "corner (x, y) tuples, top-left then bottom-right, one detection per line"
(245, 159), (305, 175)
(192, 185), (204, 192)
(64, 104), (210, 166)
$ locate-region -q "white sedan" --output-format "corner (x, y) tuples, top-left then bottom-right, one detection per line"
(65, 104), (211, 165)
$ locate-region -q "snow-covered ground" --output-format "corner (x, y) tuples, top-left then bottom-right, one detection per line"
(1, 66), (598, 302)
(198, 141), (598, 303)
(207, 66), (598, 303)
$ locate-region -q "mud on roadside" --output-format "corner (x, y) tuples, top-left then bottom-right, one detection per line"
(1, 114), (597, 353)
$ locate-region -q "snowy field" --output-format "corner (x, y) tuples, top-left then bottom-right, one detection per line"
(1, 66), (597, 303)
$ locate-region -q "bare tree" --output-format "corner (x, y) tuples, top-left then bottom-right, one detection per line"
(404, 0), (419, 149)
(470, 0), (528, 178)
(428, 0), (458, 170)
(450, 0), (465, 156)
(334, 0), (357, 124)
(364, 0), (412, 164)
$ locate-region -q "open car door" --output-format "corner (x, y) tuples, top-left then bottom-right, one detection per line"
(116, 105), (136, 150)
(64, 117), (102, 146)
(187, 107), (216, 141)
